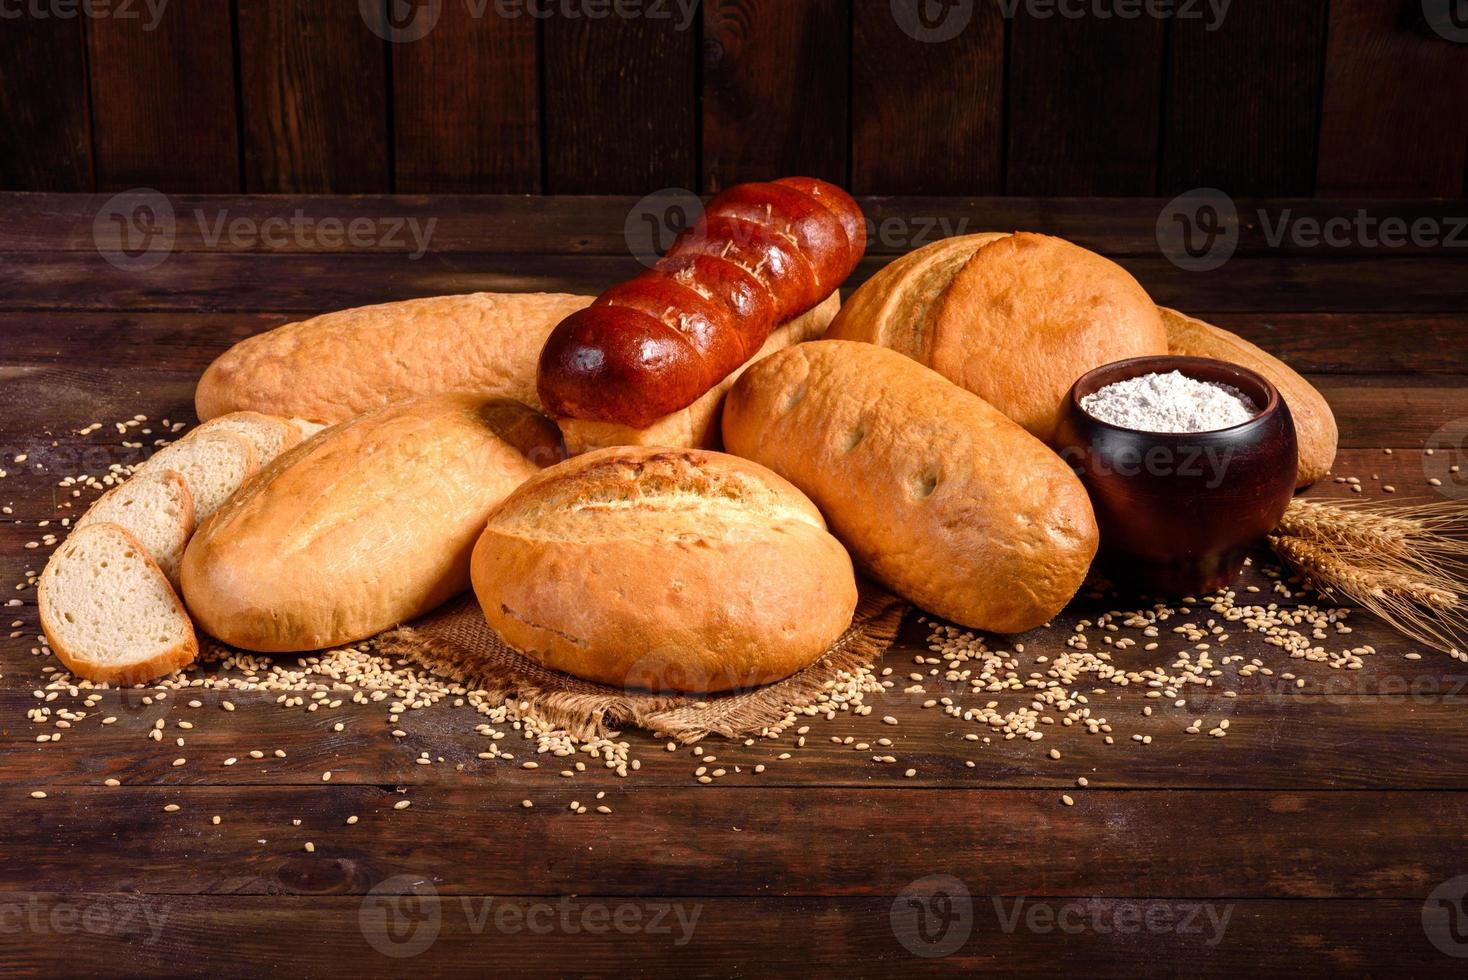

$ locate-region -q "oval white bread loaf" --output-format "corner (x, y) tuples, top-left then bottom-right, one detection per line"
(1159, 307), (1337, 487)
(195, 292), (594, 424)
(827, 232), (1168, 444)
(40, 522), (198, 685)
(181, 394), (549, 652)
(723, 341), (1098, 633)
(470, 447), (858, 694)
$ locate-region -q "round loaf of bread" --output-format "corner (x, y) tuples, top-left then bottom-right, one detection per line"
(828, 232), (1168, 444)
(723, 341), (1098, 634)
(470, 447), (858, 694)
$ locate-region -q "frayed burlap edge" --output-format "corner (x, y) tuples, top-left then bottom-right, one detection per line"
(375, 585), (909, 743)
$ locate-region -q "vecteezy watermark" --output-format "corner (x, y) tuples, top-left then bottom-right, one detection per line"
(0, 896), (168, 945)
(1423, 875), (1468, 958)
(625, 187), (705, 267)
(1057, 441), (1238, 489)
(891, 875), (973, 958)
(996, 0), (1230, 30)
(0, 0), (169, 30)
(1156, 187), (1241, 273)
(992, 897), (1234, 946)
(1159, 189), (1468, 271)
(867, 214), (972, 251)
(360, 0), (699, 42)
(891, 0), (974, 43)
(1420, 0), (1468, 43)
(1424, 419), (1468, 501)
(93, 189), (438, 270)
(359, 876), (703, 958)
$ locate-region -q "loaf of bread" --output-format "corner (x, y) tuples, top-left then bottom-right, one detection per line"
(195, 292), (594, 424)
(722, 341), (1098, 633)
(827, 232), (1168, 444)
(470, 447), (858, 694)
(556, 292), (840, 455)
(1160, 307), (1337, 487)
(181, 395), (555, 651)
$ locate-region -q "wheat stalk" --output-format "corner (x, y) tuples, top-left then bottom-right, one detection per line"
(1268, 498), (1468, 659)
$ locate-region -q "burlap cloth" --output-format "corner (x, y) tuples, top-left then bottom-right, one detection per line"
(376, 583), (909, 743)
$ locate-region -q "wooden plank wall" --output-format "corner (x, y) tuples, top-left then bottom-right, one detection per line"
(0, 0), (1464, 197)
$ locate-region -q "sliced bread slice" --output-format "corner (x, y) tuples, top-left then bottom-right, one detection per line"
(137, 430), (258, 521)
(289, 417), (328, 441)
(76, 468), (196, 585)
(187, 411), (301, 468)
(39, 522), (198, 685)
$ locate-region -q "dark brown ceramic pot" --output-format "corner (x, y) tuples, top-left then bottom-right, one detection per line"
(1053, 355), (1298, 597)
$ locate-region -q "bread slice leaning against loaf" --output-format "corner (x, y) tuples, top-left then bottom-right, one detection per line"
(723, 341), (1099, 634)
(39, 522), (199, 685)
(181, 395), (552, 652)
(471, 446), (858, 694)
(195, 292), (595, 424)
(75, 468), (195, 586)
(135, 430), (259, 522)
(1160, 307), (1337, 487)
(555, 292), (842, 455)
(186, 410), (302, 466)
(827, 232), (1168, 444)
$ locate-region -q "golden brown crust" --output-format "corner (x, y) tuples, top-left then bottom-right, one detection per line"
(556, 292), (841, 455)
(722, 341), (1099, 633)
(1160, 307), (1338, 488)
(827, 232), (1168, 444)
(195, 292), (594, 423)
(470, 447), (858, 694)
(180, 394), (542, 652)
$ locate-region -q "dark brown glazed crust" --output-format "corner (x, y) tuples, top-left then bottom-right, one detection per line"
(537, 178), (866, 426)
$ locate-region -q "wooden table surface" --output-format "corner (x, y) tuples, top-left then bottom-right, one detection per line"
(2, 194), (1467, 977)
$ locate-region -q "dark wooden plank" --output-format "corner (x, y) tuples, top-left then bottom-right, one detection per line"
(2, 252), (1467, 314)
(702, 0), (849, 191)
(236, 0), (389, 193)
(0, 14), (92, 191)
(1007, 14), (1164, 195)
(850, 0), (1003, 195)
(393, 1), (539, 193)
(5, 194), (1468, 258)
(86, 1), (240, 193)
(0, 895), (1447, 977)
(5, 689), (1468, 790)
(1196, 314), (1468, 375)
(6, 785), (1467, 896)
(1161, 0), (1327, 196)
(1317, 0), (1468, 198)
(542, 11), (698, 193)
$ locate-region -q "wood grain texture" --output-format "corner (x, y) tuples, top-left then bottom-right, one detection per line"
(236, 0), (389, 193)
(1317, 0), (1468, 198)
(393, 1), (540, 193)
(851, 0), (1004, 194)
(1162, 1), (1328, 195)
(0, 13), (92, 191)
(543, 10), (699, 193)
(1007, 13), (1164, 195)
(702, 0), (849, 191)
(86, 0), (240, 192)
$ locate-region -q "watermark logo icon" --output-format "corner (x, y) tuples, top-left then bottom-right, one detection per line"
(891, 0), (973, 43)
(359, 0), (441, 42)
(93, 189), (175, 272)
(891, 874), (972, 958)
(1425, 418), (1468, 501)
(1421, 0), (1468, 42)
(625, 187), (704, 267)
(1423, 875), (1468, 957)
(1157, 187), (1240, 272)
(359, 875), (442, 958)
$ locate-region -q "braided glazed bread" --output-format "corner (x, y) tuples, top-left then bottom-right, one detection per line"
(537, 177), (866, 428)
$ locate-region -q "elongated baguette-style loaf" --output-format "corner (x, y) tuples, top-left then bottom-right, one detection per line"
(1160, 307), (1337, 487)
(195, 292), (594, 423)
(723, 341), (1099, 633)
(471, 447), (858, 693)
(181, 395), (553, 651)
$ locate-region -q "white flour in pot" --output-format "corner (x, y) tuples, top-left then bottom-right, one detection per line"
(1081, 370), (1260, 433)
